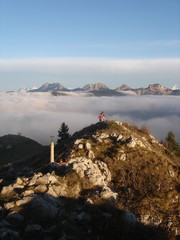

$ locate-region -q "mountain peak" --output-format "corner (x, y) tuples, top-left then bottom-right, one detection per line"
(39, 82), (65, 91)
(29, 82), (66, 92)
(11, 82), (180, 96)
(83, 83), (109, 91)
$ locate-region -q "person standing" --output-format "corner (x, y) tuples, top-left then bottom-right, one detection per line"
(98, 112), (105, 122)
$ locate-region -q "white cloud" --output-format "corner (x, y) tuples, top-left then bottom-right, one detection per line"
(0, 94), (180, 145)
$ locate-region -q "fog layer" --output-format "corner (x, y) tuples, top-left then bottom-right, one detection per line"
(0, 94), (180, 145)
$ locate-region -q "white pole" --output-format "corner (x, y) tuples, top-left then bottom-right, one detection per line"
(50, 141), (54, 163)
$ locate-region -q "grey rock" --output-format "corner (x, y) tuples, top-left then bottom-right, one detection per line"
(99, 186), (118, 202)
(25, 195), (58, 223)
(68, 157), (112, 187)
(95, 160), (111, 183)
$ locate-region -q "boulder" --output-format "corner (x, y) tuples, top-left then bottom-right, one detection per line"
(1, 185), (14, 196)
(68, 157), (111, 186)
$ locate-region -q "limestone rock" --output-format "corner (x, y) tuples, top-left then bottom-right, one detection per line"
(16, 196), (33, 207)
(68, 157), (111, 186)
(47, 185), (58, 197)
(127, 138), (136, 148)
(35, 175), (49, 185)
(1, 185), (14, 196)
(88, 150), (95, 159)
(85, 142), (91, 150)
(16, 177), (23, 185)
(22, 189), (34, 197)
(28, 173), (43, 186)
(4, 202), (16, 210)
(48, 174), (58, 184)
(95, 160), (111, 183)
(99, 186), (118, 202)
(34, 185), (47, 193)
(119, 153), (127, 161)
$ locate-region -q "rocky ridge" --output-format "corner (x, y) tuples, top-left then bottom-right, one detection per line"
(0, 120), (179, 239)
(29, 82), (69, 92)
(24, 82), (180, 96)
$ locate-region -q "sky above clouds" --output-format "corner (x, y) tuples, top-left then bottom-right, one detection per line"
(0, 0), (180, 91)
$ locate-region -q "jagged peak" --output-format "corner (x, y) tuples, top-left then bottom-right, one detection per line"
(39, 82), (65, 89)
(12, 82), (180, 95)
(83, 82), (109, 91)
(147, 83), (166, 90)
(115, 84), (131, 91)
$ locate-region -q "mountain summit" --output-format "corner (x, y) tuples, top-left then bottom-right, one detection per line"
(29, 82), (69, 92)
(0, 120), (179, 239)
(83, 83), (109, 91)
(25, 82), (180, 96)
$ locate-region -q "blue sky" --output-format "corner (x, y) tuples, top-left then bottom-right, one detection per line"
(0, 0), (180, 91)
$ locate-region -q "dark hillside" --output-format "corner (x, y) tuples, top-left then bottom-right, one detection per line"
(0, 134), (46, 167)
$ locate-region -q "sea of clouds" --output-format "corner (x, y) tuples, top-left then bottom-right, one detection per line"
(0, 93), (180, 145)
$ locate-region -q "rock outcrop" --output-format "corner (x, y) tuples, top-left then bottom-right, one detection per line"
(0, 120), (179, 239)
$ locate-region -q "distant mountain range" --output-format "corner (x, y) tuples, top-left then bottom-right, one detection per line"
(8, 82), (180, 96)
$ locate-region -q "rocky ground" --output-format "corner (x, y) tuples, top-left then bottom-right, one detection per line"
(0, 120), (179, 240)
